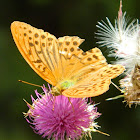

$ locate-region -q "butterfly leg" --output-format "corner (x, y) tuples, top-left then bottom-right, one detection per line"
(68, 97), (75, 112)
(52, 96), (56, 111)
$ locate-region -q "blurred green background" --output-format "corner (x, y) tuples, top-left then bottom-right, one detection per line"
(0, 0), (140, 139)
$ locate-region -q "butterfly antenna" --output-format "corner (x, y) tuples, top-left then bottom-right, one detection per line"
(68, 97), (75, 112)
(18, 80), (42, 87)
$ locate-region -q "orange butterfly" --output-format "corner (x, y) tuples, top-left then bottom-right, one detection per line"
(11, 21), (125, 98)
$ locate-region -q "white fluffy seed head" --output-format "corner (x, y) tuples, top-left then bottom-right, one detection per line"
(95, 2), (140, 73)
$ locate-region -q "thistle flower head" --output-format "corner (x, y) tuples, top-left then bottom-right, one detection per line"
(96, 0), (140, 73)
(120, 65), (140, 107)
(24, 84), (102, 140)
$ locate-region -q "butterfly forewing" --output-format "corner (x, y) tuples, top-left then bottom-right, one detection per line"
(11, 21), (58, 85)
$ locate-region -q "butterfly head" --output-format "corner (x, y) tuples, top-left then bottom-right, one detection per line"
(52, 80), (75, 96)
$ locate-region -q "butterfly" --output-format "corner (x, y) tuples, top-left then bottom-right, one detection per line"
(120, 64), (140, 107)
(11, 21), (125, 98)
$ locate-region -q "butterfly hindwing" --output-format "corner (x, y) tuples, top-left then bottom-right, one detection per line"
(62, 64), (124, 98)
(62, 79), (111, 98)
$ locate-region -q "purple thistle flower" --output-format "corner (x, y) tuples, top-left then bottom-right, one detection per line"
(24, 84), (102, 140)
